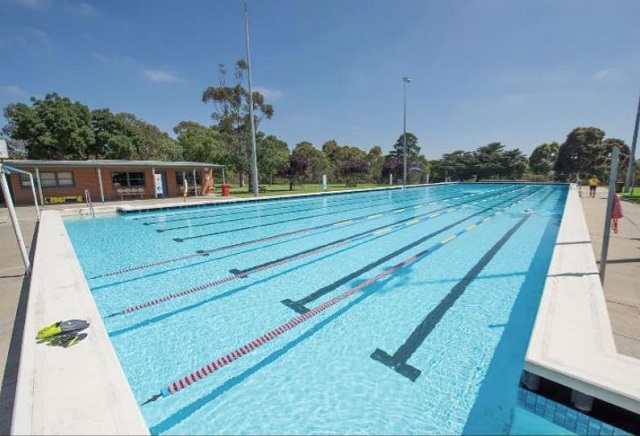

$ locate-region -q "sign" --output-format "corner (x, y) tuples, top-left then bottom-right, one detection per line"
(154, 173), (164, 197)
(0, 139), (8, 159)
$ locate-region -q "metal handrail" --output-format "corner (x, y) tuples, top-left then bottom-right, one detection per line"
(0, 162), (40, 275)
(84, 189), (95, 218)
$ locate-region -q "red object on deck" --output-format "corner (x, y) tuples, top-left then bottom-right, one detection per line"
(221, 184), (230, 197)
(612, 194), (623, 233)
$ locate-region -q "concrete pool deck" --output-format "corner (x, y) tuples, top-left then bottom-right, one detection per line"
(1, 185), (639, 433)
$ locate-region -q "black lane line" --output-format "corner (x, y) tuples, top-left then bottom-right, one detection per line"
(156, 187), (456, 235)
(156, 188), (435, 232)
(280, 186), (542, 313)
(89, 186), (514, 279)
(230, 186), (533, 276)
(369, 189), (556, 382)
(134, 186), (401, 222)
(105, 187), (537, 318)
(133, 183), (459, 223)
(172, 185), (516, 242)
(145, 186), (438, 226)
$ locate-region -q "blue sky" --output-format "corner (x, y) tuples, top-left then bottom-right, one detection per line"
(1, 0), (639, 159)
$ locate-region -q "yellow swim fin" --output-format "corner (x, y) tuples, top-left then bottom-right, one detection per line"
(36, 322), (62, 340)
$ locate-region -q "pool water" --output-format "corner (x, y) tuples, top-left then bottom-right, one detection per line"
(65, 183), (568, 435)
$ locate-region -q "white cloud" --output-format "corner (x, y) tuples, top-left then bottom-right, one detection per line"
(143, 69), (183, 83)
(254, 86), (282, 100)
(1, 85), (26, 96)
(91, 52), (109, 63)
(66, 1), (98, 17)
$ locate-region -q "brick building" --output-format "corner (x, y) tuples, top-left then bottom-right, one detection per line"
(0, 160), (225, 205)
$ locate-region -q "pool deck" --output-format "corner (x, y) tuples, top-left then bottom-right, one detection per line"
(1, 185), (640, 433)
(525, 187), (640, 413)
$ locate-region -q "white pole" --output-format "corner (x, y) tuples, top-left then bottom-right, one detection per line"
(97, 167), (105, 202)
(28, 173), (40, 221)
(402, 77), (411, 188)
(245, 0), (259, 197)
(0, 170), (30, 275)
(35, 167), (44, 206)
(193, 169), (198, 196)
(599, 146), (620, 283)
(152, 167), (157, 199)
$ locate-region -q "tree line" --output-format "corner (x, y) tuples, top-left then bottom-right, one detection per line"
(2, 59), (638, 189)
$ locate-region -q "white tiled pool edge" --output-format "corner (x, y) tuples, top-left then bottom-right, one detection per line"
(11, 210), (149, 435)
(524, 187), (640, 414)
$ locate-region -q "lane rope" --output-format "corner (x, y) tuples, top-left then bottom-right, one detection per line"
(106, 186), (531, 318)
(140, 185), (553, 405)
(90, 185), (514, 279)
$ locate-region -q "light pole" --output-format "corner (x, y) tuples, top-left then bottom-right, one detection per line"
(402, 77), (411, 187)
(244, 0), (259, 197)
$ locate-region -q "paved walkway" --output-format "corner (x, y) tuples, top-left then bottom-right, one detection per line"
(0, 188), (639, 433)
(580, 188), (640, 359)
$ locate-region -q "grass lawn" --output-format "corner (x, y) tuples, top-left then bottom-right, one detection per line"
(620, 187), (640, 204)
(225, 182), (395, 198)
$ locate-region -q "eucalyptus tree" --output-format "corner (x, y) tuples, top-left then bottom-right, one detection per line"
(554, 127), (606, 180)
(529, 142), (559, 176)
(202, 60), (274, 188)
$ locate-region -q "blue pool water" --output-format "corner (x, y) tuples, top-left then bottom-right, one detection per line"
(65, 183), (568, 435)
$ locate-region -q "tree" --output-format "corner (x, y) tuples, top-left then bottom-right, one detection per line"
(340, 159), (369, 187)
(602, 138), (631, 180)
(257, 133), (289, 184)
(501, 148), (529, 179)
(430, 150), (477, 182)
(90, 108), (140, 159)
(121, 113), (183, 161)
(3, 93), (94, 159)
(475, 142), (505, 180)
(529, 142), (559, 176)
(292, 141), (331, 183)
(390, 132), (420, 160)
(554, 127), (606, 180)
(173, 121), (226, 164)
(278, 152), (308, 190)
(367, 145), (384, 182)
(202, 60), (274, 189)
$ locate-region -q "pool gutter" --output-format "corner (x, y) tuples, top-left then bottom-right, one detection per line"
(11, 210), (149, 435)
(524, 187), (640, 414)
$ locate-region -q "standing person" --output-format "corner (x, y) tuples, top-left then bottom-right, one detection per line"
(588, 175), (600, 198)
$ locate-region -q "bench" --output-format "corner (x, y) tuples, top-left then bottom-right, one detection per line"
(116, 187), (145, 200)
(259, 185), (267, 193)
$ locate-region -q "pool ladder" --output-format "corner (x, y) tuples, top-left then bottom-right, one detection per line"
(84, 189), (96, 218)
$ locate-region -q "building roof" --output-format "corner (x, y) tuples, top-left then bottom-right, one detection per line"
(2, 159), (225, 169)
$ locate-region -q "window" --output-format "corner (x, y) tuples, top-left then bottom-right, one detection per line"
(112, 172), (146, 187)
(175, 172), (202, 186)
(21, 171), (75, 188)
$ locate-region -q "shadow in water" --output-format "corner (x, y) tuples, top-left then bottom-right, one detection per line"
(462, 200), (564, 434)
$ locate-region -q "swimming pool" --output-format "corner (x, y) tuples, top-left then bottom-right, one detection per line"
(65, 183), (568, 435)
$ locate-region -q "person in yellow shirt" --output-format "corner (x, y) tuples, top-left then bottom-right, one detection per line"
(588, 175), (600, 198)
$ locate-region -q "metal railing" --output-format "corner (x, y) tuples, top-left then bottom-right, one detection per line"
(84, 189), (95, 218)
(0, 162), (41, 275)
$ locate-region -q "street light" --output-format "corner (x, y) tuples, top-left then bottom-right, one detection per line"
(244, 0), (259, 197)
(402, 77), (411, 187)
